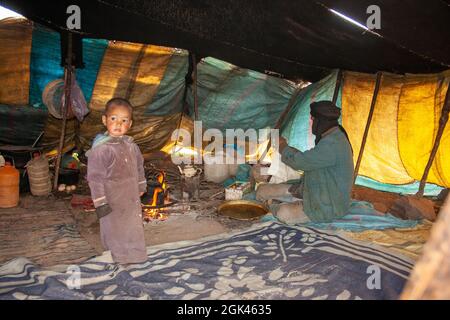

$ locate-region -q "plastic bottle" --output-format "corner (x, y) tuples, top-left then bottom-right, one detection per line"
(0, 161), (20, 208)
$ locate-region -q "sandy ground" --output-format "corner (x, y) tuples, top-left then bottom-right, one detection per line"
(71, 205), (249, 256)
(0, 172), (442, 267)
(71, 182), (442, 259)
(0, 191), (257, 266)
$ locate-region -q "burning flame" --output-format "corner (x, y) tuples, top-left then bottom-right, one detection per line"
(245, 140), (275, 163)
(161, 142), (200, 157)
(143, 171), (168, 221)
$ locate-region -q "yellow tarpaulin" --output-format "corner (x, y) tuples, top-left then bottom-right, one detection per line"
(88, 42), (173, 111)
(343, 70), (450, 188)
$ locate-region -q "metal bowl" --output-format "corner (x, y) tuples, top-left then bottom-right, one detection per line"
(218, 200), (268, 220)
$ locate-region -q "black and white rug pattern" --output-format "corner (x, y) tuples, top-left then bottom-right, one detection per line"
(0, 222), (413, 300)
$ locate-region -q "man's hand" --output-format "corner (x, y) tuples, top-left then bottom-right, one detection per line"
(278, 136), (289, 153)
(139, 192), (145, 197)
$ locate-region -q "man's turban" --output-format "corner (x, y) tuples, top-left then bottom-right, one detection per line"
(310, 101), (340, 120)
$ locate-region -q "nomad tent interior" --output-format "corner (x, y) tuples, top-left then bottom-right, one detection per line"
(0, 0), (449, 300)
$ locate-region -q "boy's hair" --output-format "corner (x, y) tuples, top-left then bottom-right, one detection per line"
(104, 98), (133, 117)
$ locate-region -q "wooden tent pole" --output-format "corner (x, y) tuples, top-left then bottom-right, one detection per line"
(332, 69), (343, 105)
(192, 53), (199, 121)
(275, 85), (303, 129)
(53, 32), (73, 191)
(416, 80), (450, 196)
(353, 71), (382, 185)
(258, 84), (303, 162)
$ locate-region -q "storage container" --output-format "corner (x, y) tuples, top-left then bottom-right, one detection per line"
(0, 161), (20, 208)
(26, 154), (51, 196)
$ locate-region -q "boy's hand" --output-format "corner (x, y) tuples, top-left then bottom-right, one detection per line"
(95, 204), (112, 219)
(139, 192), (145, 197)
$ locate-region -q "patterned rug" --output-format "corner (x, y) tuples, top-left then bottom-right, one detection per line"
(0, 222), (413, 300)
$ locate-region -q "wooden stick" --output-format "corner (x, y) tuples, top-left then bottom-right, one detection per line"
(353, 71), (382, 185)
(417, 80), (450, 196)
(53, 32), (73, 191)
(142, 200), (179, 209)
(192, 53), (199, 121)
(31, 131), (44, 148)
(208, 190), (224, 199)
(259, 84), (304, 162)
(276, 85), (304, 130)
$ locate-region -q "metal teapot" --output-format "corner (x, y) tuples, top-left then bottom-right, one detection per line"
(178, 164), (202, 178)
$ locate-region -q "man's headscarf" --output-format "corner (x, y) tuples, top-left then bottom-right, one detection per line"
(310, 101), (341, 121)
(310, 101), (352, 151)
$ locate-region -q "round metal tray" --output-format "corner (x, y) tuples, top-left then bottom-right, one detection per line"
(218, 200), (268, 220)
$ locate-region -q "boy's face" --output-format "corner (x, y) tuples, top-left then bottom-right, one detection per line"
(102, 104), (132, 137)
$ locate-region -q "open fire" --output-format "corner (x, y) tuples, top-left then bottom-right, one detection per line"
(142, 171), (169, 222)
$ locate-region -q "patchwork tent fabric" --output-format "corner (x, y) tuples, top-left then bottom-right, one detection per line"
(144, 51), (188, 116)
(281, 70), (342, 151)
(187, 57), (296, 131)
(29, 24), (108, 108)
(3, 0), (449, 82)
(0, 19), (448, 194)
(0, 222), (413, 300)
(0, 19), (188, 152)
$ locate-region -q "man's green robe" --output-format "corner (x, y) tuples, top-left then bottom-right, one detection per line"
(281, 127), (354, 222)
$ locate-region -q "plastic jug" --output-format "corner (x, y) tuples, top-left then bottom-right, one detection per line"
(0, 161), (20, 208)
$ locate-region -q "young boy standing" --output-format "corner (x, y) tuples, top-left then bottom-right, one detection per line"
(87, 98), (147, 264)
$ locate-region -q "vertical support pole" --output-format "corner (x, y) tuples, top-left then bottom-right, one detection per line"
(353, 71), (382, 185)
(192, 53), (199, 121)
(416, 80), (450, 196)
(332, 69), (343, 105)
(53, 32), (73, 190)
(258, 84), (303, 162)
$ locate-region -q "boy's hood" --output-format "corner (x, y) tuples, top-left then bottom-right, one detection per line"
(86, 133), (134, 157)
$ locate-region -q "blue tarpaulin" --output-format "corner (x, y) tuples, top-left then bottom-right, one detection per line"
(29, 25), (108, 108)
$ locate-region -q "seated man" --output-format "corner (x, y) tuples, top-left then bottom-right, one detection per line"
(256, 100), (354, 224)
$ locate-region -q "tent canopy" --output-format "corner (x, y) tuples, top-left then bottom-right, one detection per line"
(1, 0), (449, 81)
(0, 4), (449, 195)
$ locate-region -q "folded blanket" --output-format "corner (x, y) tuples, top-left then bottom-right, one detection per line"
(262, 200), (420, 232)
